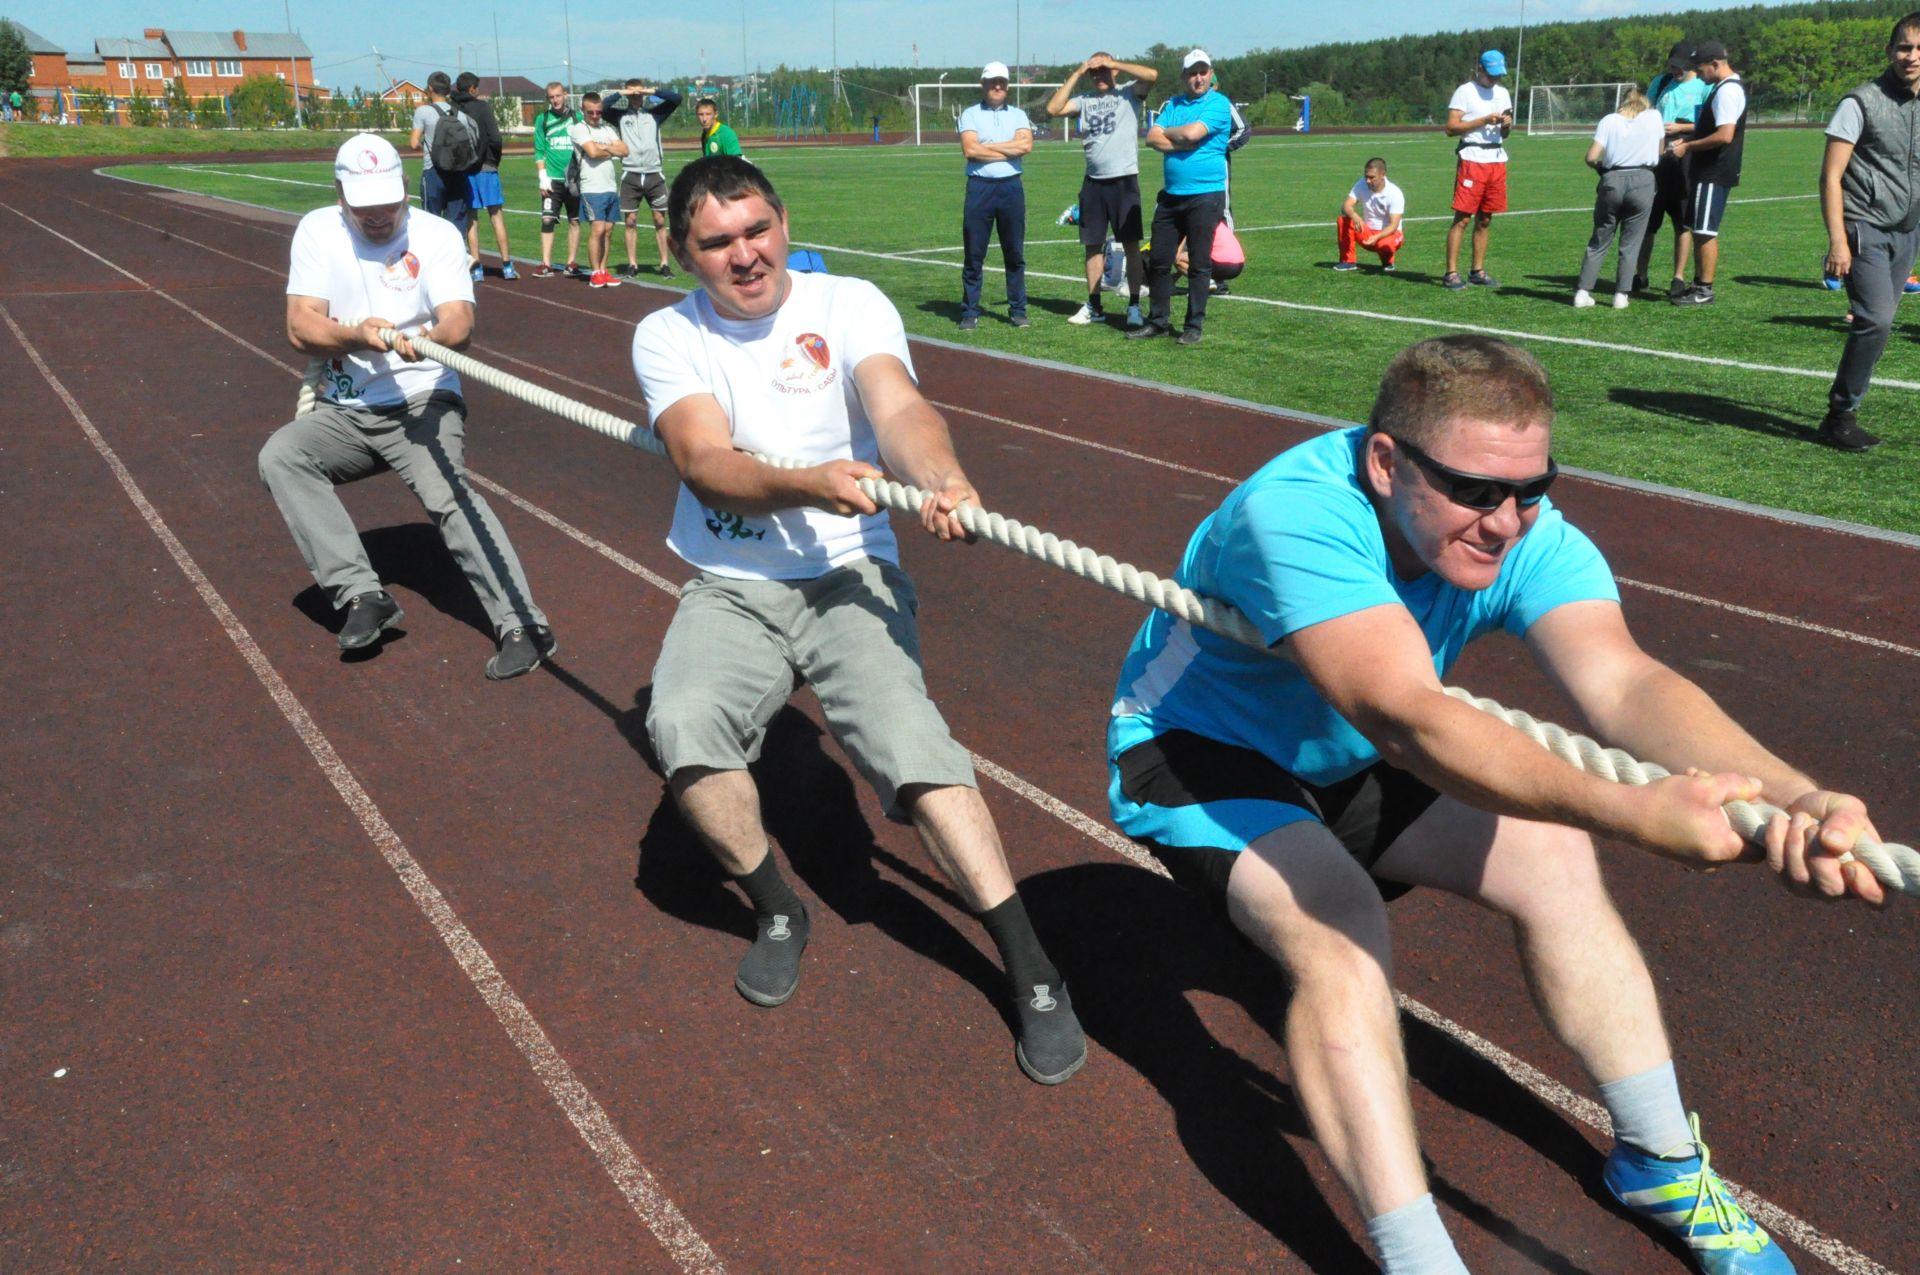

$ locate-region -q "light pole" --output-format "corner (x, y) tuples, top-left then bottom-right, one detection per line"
(563, 0), (575, 102)
(283, 0), (303, 127)
(493, 7), (505, 98)
(1014, 0), (1021, 86)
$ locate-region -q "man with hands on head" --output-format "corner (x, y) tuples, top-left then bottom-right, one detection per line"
(259, 135), (556, 680)
(631, 156), (1087, 1087)
(1107, 332), (1877, 1275)
(1046, 50), (1157, 327)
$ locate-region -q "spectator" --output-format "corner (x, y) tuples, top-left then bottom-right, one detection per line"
(1574, 88), (1663, 309)
(1636, 42), (1710, 295)
(261, 135), (555, 679)
(531, 81), (584, 279)
(1045, 51), (1157, 328)
(695, 98), (742, 157)
(1336, 157), (1407, 272)
(1130, 49), (1233, 345)
(408, 71), (473, 239)
(569, 92), (628, 288)
(453, 72), (516, 281)
(4, 89), (20, 122)
(1668, 42), (1747, 306)
(956, 61), (1034, 331)
(1442, 50), (1514, 290)
(1817, 11), (1920, 452)
(607, 78), (682, 277)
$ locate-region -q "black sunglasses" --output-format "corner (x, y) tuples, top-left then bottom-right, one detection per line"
(1393, 436), (1557, 511)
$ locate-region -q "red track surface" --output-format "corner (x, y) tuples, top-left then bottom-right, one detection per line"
(2, 157), (1916, 1273)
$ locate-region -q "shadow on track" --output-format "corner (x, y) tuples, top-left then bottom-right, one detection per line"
(291, 522), (500, 657)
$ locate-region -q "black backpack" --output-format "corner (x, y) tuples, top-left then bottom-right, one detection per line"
(428, 102), (479, 174)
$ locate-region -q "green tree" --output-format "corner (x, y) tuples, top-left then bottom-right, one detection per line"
(1299, 81), (1352, 125)
(1600, 23), (1686, 84)
(230, 74), (293, 128)
(164, 75), (192, 127)
(127, 87), (160, 127)
(0, 20), (30, 99)
(1750, 16), (1837, 116)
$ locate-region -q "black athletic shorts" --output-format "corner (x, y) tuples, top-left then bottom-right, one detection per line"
(1079, 173), (1143, 247)
(1684, 179), (1731, 238)
(541, 188), (582, 223)
(1113, 729), (1440, 915)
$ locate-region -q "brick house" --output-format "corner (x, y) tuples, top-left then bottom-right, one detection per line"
(1, 19), (70, 116)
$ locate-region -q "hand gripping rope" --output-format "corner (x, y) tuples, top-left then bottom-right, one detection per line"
(302, 340), (1920, 900)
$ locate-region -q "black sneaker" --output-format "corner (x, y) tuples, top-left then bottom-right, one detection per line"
(1468, 269), (1499, 287)
(1176, 328), (1203, 346)
(1672, 284), (1715, 306)
(1442, 271), (1467, 290)
(736, 903), (810, 1007)
(957, 316), (978, 331)
(1009, 313), (1031, 328)
(1013, 982), (1086, 1085)
(1210, 280), (1230, 295)
(656, 262), (675, 279)
(1632, 274), (1650, 294)
(1819, 408), (1882, 452)
(1667, 277), (1692, 300)
(485, 624), (557, 681)
(337, 590), (403, 650)
(1125, 321), (1171, 340)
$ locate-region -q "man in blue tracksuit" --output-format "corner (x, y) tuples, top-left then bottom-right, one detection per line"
(1130, 48), (1234, 345)
(956, 60), (1034, 330)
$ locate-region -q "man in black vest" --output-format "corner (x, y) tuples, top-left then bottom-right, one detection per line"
(1819, 12), (1920, 452)
(1668, 42), (1746, 306)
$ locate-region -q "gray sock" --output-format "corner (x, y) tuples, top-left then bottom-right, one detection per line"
(1365, 1193), (1468, 1275)
(1600, 1059), (1694, 1157)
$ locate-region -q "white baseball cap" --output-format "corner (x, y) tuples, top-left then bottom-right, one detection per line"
(981, 61), (1010, 81)
(1183, 49), (1212, 70)
(334, 134), (406, 207)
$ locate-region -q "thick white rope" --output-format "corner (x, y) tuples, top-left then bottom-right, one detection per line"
(315, 337), (1918, 899)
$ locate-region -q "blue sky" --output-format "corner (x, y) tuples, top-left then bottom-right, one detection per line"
(20, 0), (1807, 92)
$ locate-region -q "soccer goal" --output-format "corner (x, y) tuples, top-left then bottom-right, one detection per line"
(911, 81), (1071, 146)
(1526, 82), (1637, 136)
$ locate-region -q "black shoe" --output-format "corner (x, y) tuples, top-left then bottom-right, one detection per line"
(1632, 274), (1649, 294)
(1819, 408), (1882, 452)
(1442, 271), (1467, 290)
(736, 902), (810, 1007)
(485, 624), (557, 681)
(1009, 313), (1031, 328)
(1176, 328), (1204, 346)
(1210, 280), (1230, 295)
(1667, 277), (1691, 300)
(656, 262), (675, 279)
(957, 315), (978, 331)
(1125, 321), (1171, 340)
(1468, 269), (1499, 287)
(1013, 981), (1086, 1085)
(337, 590), (403, 650)
(1672, 284), (1714, 306)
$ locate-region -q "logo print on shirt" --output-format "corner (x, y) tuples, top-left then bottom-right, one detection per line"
(773, 332), (836, 394)
(378, 247), (421, 292)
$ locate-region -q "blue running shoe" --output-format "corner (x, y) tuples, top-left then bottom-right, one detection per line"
(1604, 1114), (1794, 1273)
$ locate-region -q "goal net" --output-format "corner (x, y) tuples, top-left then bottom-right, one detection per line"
(1526, 82), (1637, 136)
(911, 81), (1071, 145)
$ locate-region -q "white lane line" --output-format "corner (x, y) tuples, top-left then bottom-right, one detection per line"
(167, 165), (544, 218)
(0, 204), (725, 1275)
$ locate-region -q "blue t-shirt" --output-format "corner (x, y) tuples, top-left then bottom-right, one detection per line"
(958, 101), (1034, 179)
(1155, 90), (1235, 194)
(1107, 428), (1619, 786)
(1649, 73), (1711, 127)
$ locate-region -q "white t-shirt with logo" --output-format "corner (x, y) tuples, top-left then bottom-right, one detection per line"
(286, 206), (472, 408)
(1347, 178), (1406, 230)
(1449, 80), (1513, 163)
(567, 119), (621, 194)
(632, 272), (913, 580)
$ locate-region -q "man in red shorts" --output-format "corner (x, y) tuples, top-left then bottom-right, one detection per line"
(1443, 50), (1514, 290)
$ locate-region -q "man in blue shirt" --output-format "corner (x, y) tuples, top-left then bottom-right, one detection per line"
(1107, 334), (1880, 1275)
(1129, 48), (1234, 345)
(956, 61), (1034, 331)
(1636, 42), (1711, 295)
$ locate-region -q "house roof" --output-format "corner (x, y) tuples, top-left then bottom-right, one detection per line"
(474, 74), (546, 99)
(96, 36), (171, 60)
(163, 30), (312, 59)
(381, 79), (425, 100)
(2, 18), (64, 54)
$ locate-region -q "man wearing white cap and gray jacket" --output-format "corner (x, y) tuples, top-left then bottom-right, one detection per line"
(259, 134), (557, 680)
(956, 61), (1034, 330)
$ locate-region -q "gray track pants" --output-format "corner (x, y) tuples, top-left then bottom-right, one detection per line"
(1830, 220), (1920, 412)
(258, 393), (547, 637)
(1576, 168), (1655, 295)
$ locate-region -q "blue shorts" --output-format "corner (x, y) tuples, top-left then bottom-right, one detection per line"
(421, 167), (472, 233)
(467, 170), (503, 210)
(582, 191), (620, 224)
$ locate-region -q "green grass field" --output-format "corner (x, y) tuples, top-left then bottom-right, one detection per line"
(112, 129), (1920, 534)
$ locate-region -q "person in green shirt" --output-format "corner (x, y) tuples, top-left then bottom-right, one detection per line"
(6, 90), (23, 122)
(695, 97), (742, 157)
(530, 80), (585, 277)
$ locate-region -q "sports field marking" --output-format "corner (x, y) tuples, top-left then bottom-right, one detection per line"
(16, 197), (1901, 1274)
(0, 200), (727, 1275)
(789, 237), (1920, 393)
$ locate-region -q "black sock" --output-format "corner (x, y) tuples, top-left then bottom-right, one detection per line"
(734, 851), (802, 922)
(1087, 289), (1103, 310)
(978, 894), (1060, 996)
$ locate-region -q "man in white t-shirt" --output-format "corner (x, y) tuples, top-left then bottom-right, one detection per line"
(259, 135), (555, 679)
(1442, 50), (1514, 290)
(1335, 157), (1406, 271)
(631, 156), (1086, 1086)
(567, 92), (628, 288)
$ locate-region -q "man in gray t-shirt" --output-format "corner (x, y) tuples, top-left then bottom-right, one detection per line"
(1046, 52), (1158, 327)
(406, 71), (473, 236)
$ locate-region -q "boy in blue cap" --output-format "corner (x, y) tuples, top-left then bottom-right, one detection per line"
(1442, 51), (1514, 289)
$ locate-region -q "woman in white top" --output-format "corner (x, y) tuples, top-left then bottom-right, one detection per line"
(1575, 89), (1665, 308)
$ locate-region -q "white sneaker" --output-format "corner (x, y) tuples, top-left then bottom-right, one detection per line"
(1612, 291), (1630, 310)
(1573, 290), (1595, 308)
(1126, 303), (1143, 328)
(1067, 303), (1098, 326)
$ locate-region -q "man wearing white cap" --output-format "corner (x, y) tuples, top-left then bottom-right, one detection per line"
(258, 135), (557, 680)
(1130, 49), (1234, 345)
(955, 61), (1034, 330)
(1442, 50), (1515, 290)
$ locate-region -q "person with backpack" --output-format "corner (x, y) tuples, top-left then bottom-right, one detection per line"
(531, 81), (585, 278)
(453, 72), (516, 281)
(408, 72), (476, 239)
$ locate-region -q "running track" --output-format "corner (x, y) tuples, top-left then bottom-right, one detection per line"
(2, 156), (1915, 1273)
